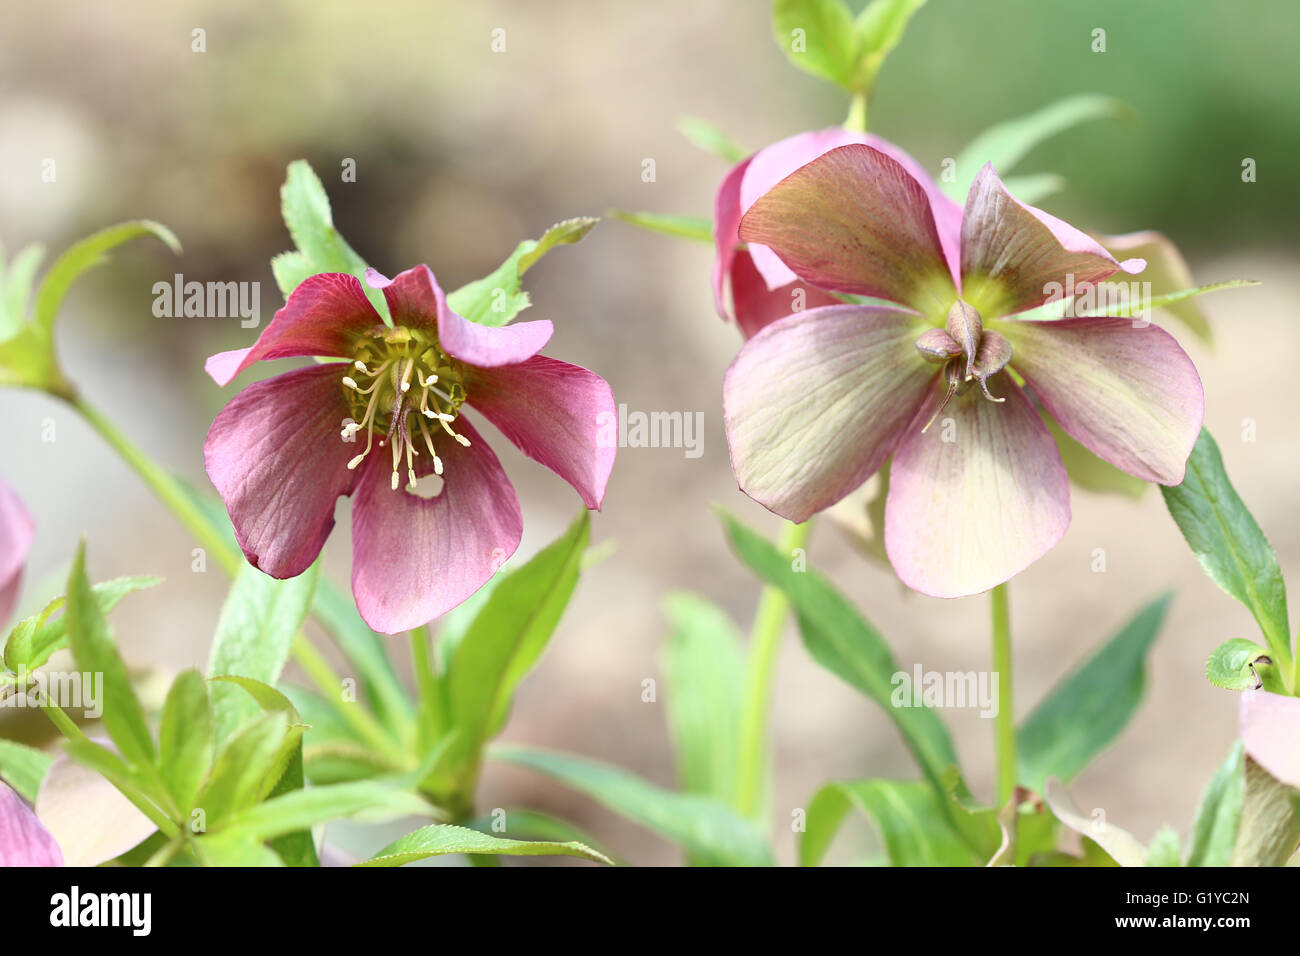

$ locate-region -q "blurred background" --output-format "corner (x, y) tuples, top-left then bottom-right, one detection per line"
(1, 0), (1297, 864)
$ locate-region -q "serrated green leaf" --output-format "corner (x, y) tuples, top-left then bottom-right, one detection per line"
(158, 669), (213, 813)
(662, 592), (746, 813)
(197, 711), (289, 824)
(1186, 742), (1244, 867)
(772, 0), (858, 90)
(851, 0), (927, 91)
(217, 780), (431, 843)
(802, 779), (978, 867)
(1206, 638), (1276, 692)
(609, 210), (713, 244)
(63, 545), (154, 769)
(0, 739), (54, 803)
(193, 831), (284, 867)
(32, 221), (179, 337)
(3, 575), (161, 673)
(945, 95), (1133, 201)
(445, 218), (598, 327)
(207, 561), (319, 742)
(1016, 594), (1170, 791)
(0, 243), (45, 339)
(676, 117), (748, 163)
(359, 823), (612, 866)
(1161, 428), (1292, 673)
(717, 510), (962, 798)
(493, 745), (775, 866)
(269, 250), (315, 299)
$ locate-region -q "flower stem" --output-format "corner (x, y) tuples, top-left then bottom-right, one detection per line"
(989, 583), (1015, 805)
(735, 518), (813, 821)
(844, 91), (869, 133)
(291, 635), (408, 765)
(409, 625), (446, 751)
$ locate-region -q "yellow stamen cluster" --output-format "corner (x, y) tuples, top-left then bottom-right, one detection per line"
(341, 328), (469, 491)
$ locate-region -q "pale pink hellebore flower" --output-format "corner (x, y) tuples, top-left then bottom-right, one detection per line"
(713, 127), (962, 339)
(725, 144), (1204, 597)
(204, 266), (616, 633)
(0, 477), (34, 627)
(0, 783), (63, 866)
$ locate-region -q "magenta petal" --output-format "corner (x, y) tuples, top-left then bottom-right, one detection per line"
(205, 273), (382, 386)
(467, 356), (616, 510)
(730, 250), (842, 340)
(1240, 691), (1300, 789)
(366, 265), (552, 368)
(885, 379), (1071, 598)
(1000, 317), (1204, 484)
(960, 165), (1144, 316)
(204, 363), (359, 578)
(0, 783), (62, 867)
(0, 478), (34, 626)
(724, 305), (936, 523)
(350, 414), (522, 633)
(712, 155), (753, 319)
(739, 144), (955, 313)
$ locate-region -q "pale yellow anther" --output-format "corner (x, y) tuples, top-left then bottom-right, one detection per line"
(342, 376), (359, 390)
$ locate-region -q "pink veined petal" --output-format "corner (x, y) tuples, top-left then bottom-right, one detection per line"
(0, 783), (62, 867)
(466, 355), (617, 510)
(885, 377), (1071, 598)
(204, 363), (360, 579)
(0, 477), (35, 626)
(960, 164), (1145, 316)
(730, 249), (842, 340)
(350, 413), (522, 634)
(739, 144), (956, 314)
(365, 265), (552, 368)
(712, 155), (753, 319)
(723, 305), (936, 524)
(205, 273), (382, 386)
(999, 317), (1204, 484)
(1240, 690), (1300, 790)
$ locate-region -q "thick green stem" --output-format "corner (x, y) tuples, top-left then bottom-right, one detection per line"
(844, 91), (869, 133)
(990, 584), (1015, 806)
(735, 519), (813, 820)
(409, 625), (446, 751)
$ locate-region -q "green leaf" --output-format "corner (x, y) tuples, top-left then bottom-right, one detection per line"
(193, 832), (284, 867)
(465, 808), (617, 863)
(0, 243), (45, 339)
(1232, 756), (1300, 866)
(0, 739), (54, 803)
(269, 251), (315, 300)
(1076, 280), (1258, 321)
(63, 544), (154, 769)
(945, 95), (1133, 201)
(3, 575), (161, 672)
(445, 218), (598, 327)
(196, 711), (290, 824)
(1186, 743), (1244, 867)
(661, 592), (746, 810)
(801, 779), (978, 866)
(1205, 638), (1278, 692)
(676, 117), (748, 164)
(158, 669), (213, 813)
(443, 512), (589, 781)
(359, 823), (612, 867)
(1000, 172), (1066, 204)
(772, 0), (858, 90)
(217, 780), (432, 842)
(32, 220), (180, 336)
(717, 510), (962, 796)
(493, 745), (775, 866)
(1016, 594), (1170, 791)
(1145, 826), (1182, 866)
(277, 160), (387, 317)
(1161, 428), (1292, 669)
(207, 560), (320, 742)
(1096, 232), (1215, 344)
(851, 0), (928, 92)
(609, 210), (713, 244)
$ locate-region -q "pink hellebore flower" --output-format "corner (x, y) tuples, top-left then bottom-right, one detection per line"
(0, 477), (34, 627)
(204, 266), (616, 634)
(0, 783), (63, 866)
(713, 127), (962, 339)
(725, 144), (1204, 598)
(1239, 690), (1300, 790)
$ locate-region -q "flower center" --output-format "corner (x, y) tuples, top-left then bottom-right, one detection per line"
(340, 326), (470, 491)
(913, 299), (1013, 431)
